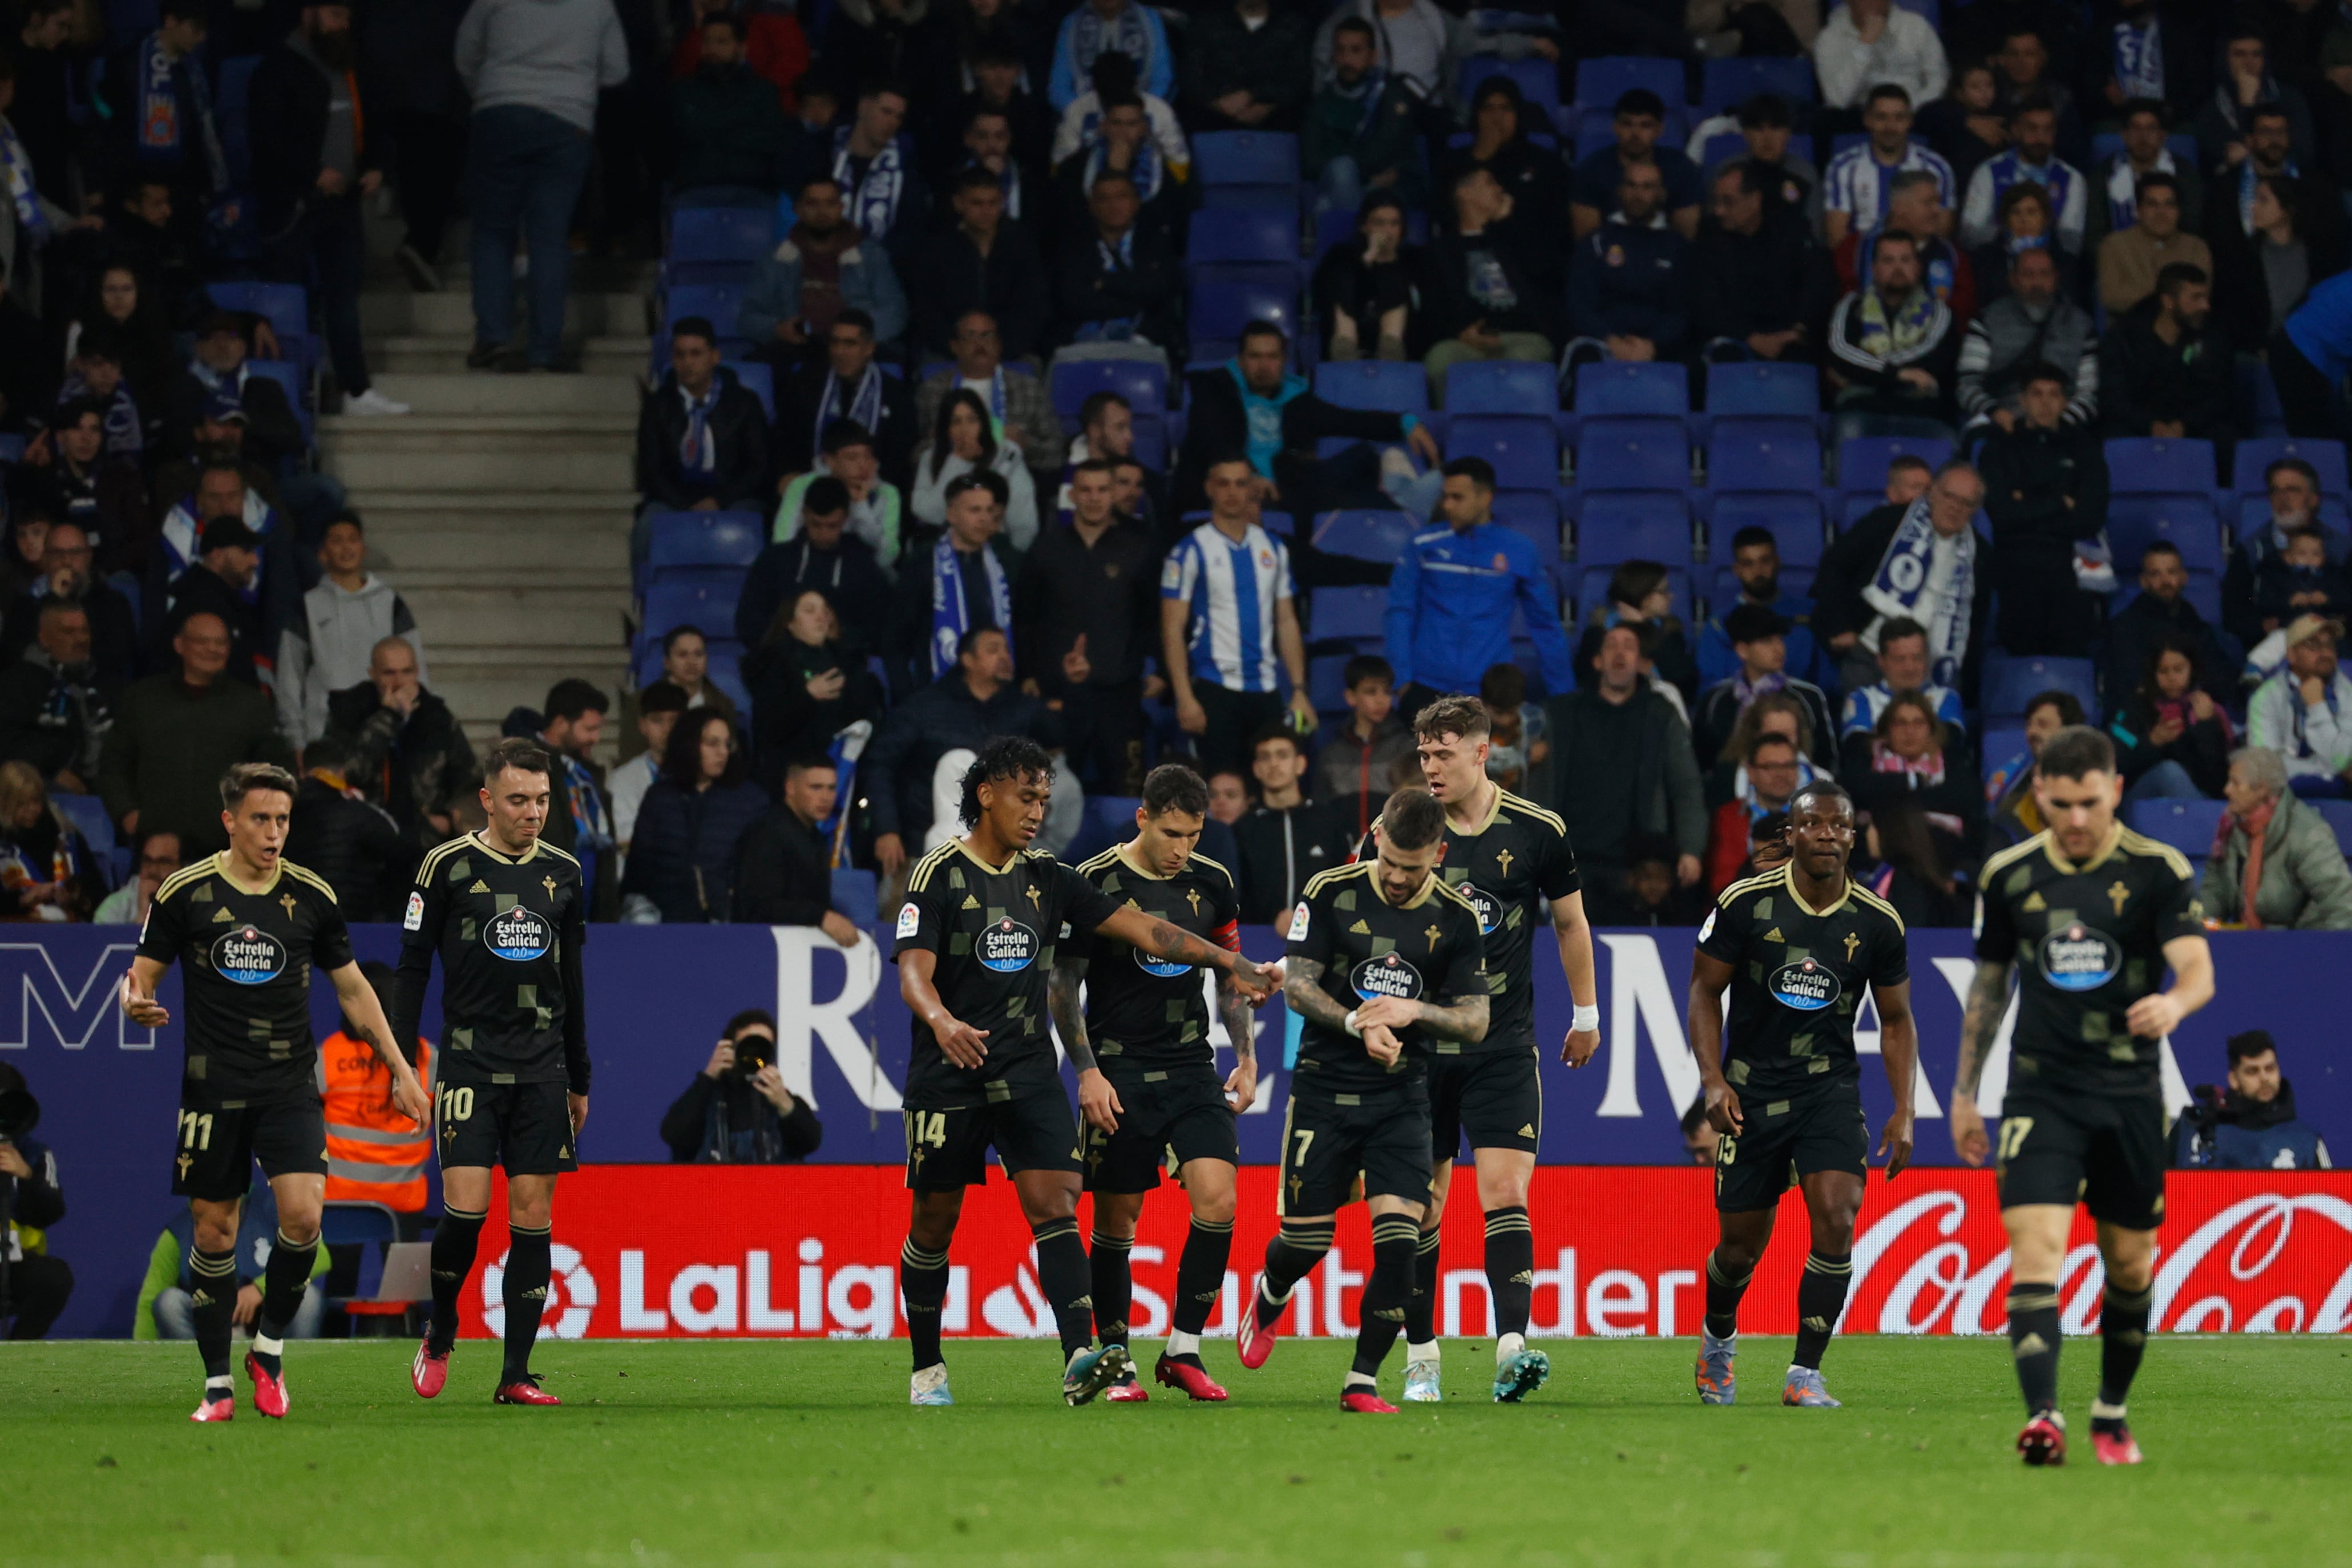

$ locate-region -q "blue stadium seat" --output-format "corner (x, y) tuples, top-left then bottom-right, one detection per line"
(1308, 585), (1387, 644)
(2314, 799), (2352, 856)
(1983, 655), (2099, 724)
(1310, 653), (1355, 712)
(1313, 361), (1427, 414)
(663, 282), (746, 347)
(1192, 131), (1300, 207)
(1573, 56), (1684, 111)
(0, 433), (23, 465)
(2104, 437), (2217, 495)
(1493, 491), (1562, 563)
(1447, 358), (1558, 414)
(2128, 798), (2225, 862)
(1708, 422), (1820, 494)
(1069, 796), (1145, 863)
(1448, 415), (1559, 491)
(1187, 264), (1298, 361)
(667, 206), (772, 284)
(2231, 436), (2349, 498)
(1050, 358), (1166, 417)
(642, 575), (745, 643)
(1699, 56), (1817, 114)
(645, 510), (765, 575)
(1834, 433), (1954, 491)
(1706, 361), (1818, 418)
(723, 360), (775, 420)
(1461, 56), (1561, 111)
(1573, 359), (1688, 415)
(1188, 207), (1299, 268)
(1575, 490), (1691, 565)
(1314, 508), (1419, 564)
(2106, 495), (2223, 576)
(1575, 417), (1690, 491)
(1710, 492), (1825, 567)
(54, 791), (115, 866)
(2236, 358), (2288, 439)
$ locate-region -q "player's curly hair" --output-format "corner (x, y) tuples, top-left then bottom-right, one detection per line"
(958, 736), (1053, 829)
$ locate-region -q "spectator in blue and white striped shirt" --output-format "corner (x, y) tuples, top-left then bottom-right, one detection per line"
(1159, 455), (1315, 777)
(1957, 93), (2087, 253)
(1822, 84), (1955, 249)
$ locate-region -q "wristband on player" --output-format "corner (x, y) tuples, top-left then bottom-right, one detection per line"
(1343, 1009), (1363, 1038)
(1571, 1003), (1600, 1033)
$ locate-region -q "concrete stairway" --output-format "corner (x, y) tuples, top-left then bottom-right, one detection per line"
(322, 244), (653, 750)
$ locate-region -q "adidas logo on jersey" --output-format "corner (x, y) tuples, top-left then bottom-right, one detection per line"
(212, 907), (233, 923)
(469, 880), (490, 894)
(962, 894), (981, 909)
(1350, 919), (1371, 933)
(1763, 927), (1784, 942)
(2023, 891), (2047, 911)
(1517, 1124), (1535, 1137)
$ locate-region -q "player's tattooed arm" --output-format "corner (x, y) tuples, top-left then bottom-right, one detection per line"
(1217, 965), (1260, 1110)
(1047, 960), (1099, 1073)
(1947, 958), (2013, 1167)
(1281, 958), (1355, 1034)
(1352, 990), (1489, 1044)
(1096, 907), (1279, 1002)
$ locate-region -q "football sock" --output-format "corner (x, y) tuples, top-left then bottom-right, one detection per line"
(188, 1245), (238, 1381)
(1258, 1219), (1333, 1310)
(1703, 1247), (1754, 1339)
(426, 1206), (487, 1354)
(500, 1225), (552, 1380)
(1485, 1206), (1534, 1340)
(899, 1238), (951, 1372)
(1088, 1229), (1133, 1347)
(1353, 1215), (1420, 1377)
(2006, 1284), (2063, 1415)
(1171, 1217), (1232, 1340)
(1165, 1329), (1202, 1359)
(1791, 1251), (1853, 1371)
(1030, 1218), (1094, 1363)
(1403, 1225), (1441, 1344)
(2097, 1282), (2153, 1412)
(250, 1226), (319, 1371)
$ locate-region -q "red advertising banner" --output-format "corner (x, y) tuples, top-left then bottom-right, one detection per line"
(454, 1167), (2352, 1341)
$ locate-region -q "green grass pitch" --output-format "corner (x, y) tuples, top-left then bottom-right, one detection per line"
(5, 1337), (2350, 1567)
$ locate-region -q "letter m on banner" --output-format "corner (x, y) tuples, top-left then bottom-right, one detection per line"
(1595, 935), (1700, 1117)
(0, 942), (154, 1051)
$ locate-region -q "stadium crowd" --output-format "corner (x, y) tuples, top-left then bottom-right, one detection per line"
(13, 0), (2352, 931)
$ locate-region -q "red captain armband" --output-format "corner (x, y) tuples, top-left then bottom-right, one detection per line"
(1212, 920), (1241, 953)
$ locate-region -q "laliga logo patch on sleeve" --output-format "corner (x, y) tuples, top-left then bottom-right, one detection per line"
(1699, 907), (1716, 943)
(1288, 903), (1311, 941)
(403, 891), (425, 932)
(896, 902), (922, 940)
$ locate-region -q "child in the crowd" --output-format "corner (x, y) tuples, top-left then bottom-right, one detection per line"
(1314, 654), (1416, 839)
(2254, 524), (2351, 633)
(1478, 662), (1548, 792)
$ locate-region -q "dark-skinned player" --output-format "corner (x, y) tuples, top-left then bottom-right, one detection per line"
(1689, 778), (1917, 1410)
(894, 737), (1279, 1407)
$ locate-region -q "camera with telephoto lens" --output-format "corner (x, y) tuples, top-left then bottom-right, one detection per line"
(730, 1032), (776, 1080)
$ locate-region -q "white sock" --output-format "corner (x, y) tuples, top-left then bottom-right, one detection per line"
(1343, 1370), (1377, 1391)
(1166, 1330), (1202, 1359)
(1497, 1331), (1525, 1364)
(252, 1333), (284, 1357)
(1407, 1339), (1439, 1363)
(204, 1374), (232, 1392)
(2090, 1398), (2128, 1420)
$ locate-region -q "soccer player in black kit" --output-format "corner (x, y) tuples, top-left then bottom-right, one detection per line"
(893, 737), (1277, 1407)
(1949, 726), (2212, 1468)
(1052, 764), (1259, 1403)
(1365, 695), (1599, 1404)
(1240, 786), (1488, 1413)
(121, 762), (429, 1422)
(1687, 779), (1916, 1411)
(392, 738), (591, 1407)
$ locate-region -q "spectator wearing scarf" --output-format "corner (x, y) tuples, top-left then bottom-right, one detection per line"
(2203, 748), (2352, 929)
(1849, 689), (1981, 871)
(738, 178), (910, 366)
(0, 759), (100, 920)
(1957, 96), (2086, 254)
(2193, 31), (2317, 184)
(770, 304), (916, 481)
(2247, 613), (2352, 796)
(893, 470), (1017, 694)
(1691, 604), (1837, 774)
(1826, 231), (1959, 429)
(119, 9), (231, 208)
(1049, 0), (1172, 111)
(831, 84), (928, 259)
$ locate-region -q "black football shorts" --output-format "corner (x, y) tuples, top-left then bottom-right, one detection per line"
(1995, 1086), (2166, 1231)
(1428, 1042), (1542, 1158)
(1713, 1085), (1868, 1213)
(1082, 1062), (1240, 1193)
(903, 1078), (1085, 1191)
(436, 1078), (579, 1177)
(171, 1094), (328, 1201)
(1278, 1077), (1432, 1217)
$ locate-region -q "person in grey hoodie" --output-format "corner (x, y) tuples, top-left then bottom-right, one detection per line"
(276, 512), (425, 745)
(455, 0), (629, 370)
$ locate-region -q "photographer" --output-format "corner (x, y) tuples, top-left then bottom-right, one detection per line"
(659, 1009), (823, 1163)
(0, 1061), (70, 1339)
(2172, 1032), (2333, 1171)
(135, 1175), (328, 1342)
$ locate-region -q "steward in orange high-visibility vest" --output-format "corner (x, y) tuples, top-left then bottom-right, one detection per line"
(322, 964), (435, 1211)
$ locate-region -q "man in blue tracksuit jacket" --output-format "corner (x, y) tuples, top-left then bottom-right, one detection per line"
(1383, 456), (1578, 712)
(2276, 269), (2352, 439)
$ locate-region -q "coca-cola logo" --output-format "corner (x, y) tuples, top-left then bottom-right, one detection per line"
(1350, 952), (1424, 1001)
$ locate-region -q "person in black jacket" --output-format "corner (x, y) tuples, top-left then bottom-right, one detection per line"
(659, 1009), (825, 1163)
(2109, 540), (2232, 703)
(1054, 170), (1186, 364)
(1563, 160), (1691, 370)
(743, 586), (886, 794)
(1229, 724), (1346, 923)
(249, 2), (404, 415)
(635, 316), (771, 518)
(1825, 229), (1962, 438)
(0, 520), (139, 689)
(157, 518), (269, 686)
(623, 709), (770, 922)
(2096, 261), (2233, 442)
(1977, 362), (2108, 657)
(0, 599), (115, 790)
(736, 479), (894, 654)
(1688, 160), (1824, 364)
(732, 754), (866, 938)
(1421, 167), (1563, 403)
(285, 735), (409, 920)
(165, 313), (308, 471)
(322, 636), (482, 848)
(0, 1060), (71, 1339)
(909, 167), (1052, 362)
(1011, 458), (1161, 793)
(358, 0), (471, 290)
(775, 308), (920, 486)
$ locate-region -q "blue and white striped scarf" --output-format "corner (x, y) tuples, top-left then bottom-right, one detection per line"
(833, 129), (906, 240)
(1861, 498), (1975, 688)
(928, 538), (1013, 679)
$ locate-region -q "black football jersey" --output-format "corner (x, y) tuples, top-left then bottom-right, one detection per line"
(400, 832), (589, 1088)
(893, 840), (1122, 1100)
(1284, 860), (1486, 1090)
(1697, 864), (1910, 1102)
(1974, 827), (2204, 1096)
(138, 854), (354, 1105)
(1065, 844), (1240, 1070)
(1356, 787), (1579, 1050)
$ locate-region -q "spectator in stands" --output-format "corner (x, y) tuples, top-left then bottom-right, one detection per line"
(455, 0), (628, 371)
(1696, 524), (1832, 693)
(1814, 0), (1948, 112)
(1314, 654), (1411, 838)
(828, 81), (927, 265)
(917, 310), (1061, 472)
(910, 177), (1050, 365)
(2255, 523), (2352, 633)
(158, 516), (270, 687)
(2249, 613), (2352, 796)
(1422, 167), (1561, 400)
(733, 756), (862, 937)
(1833, 168), (1977, 330)
(739, 476), (894, 649)
(1538, 621), (1706, 919)
(1574, 562), (1701, 706)
(1175, 321), (1437, 516)
(2111, 540), (2232, 704)
(93, 827), (179, 925)
(1053, 393), (1165, 534)
(1383, 456), (1577, 714)
(2226, 459), (2333, 649)
(1232, 722), (1346, 922)
(0, 757), (100, 917)
(1915, 63), (2007, 200)
(1688, 160), (1824, 365)
(1984, 688), (2082, 845)
(58, 327), (149, 465)
(1442, 76), (1566, 232)
(1702, 688), (1814, 807)
(661, 1009), (824, 1162)
(622, 711), (766, 922)
(1969, 181), (2075, 313)
(943, 39), (1056, 187)
(2204, 746), (2352, 926)
(1830, 603), (1973, 746)
(1822, 86), (1957, 251)
(17, 399), (148, 579)
(2195, 28), (2318, 179)
(137, 1173), (328, 1344)
(1570, 90), (1700, 243)
(1692, 603), (1837, 773)
(745, 589), (883, 795)
(2213, 175), (2346, 353)
(937, 102), (1046, 248)
(775, 420), (907, 571)
(1046, 49), (1190, 196)
(166, 314), (306, 475)
(894, 471), (1020, 693)
(1689, 94), (1820, 232)
(64, 268), (176, 426)
(0, 1060), (67, 1332)
(1563, 161), (1690, 371)
(2275, 270), (2352, 441)
(0, 596), (111, 791)
(1977, 361), (2109, 657)
(99, 612), (292, 854)
(2087, 102), (2204, 252)
(658, 625), (737, 723)
(284, 734), (405, 919)
(776, 73), (842, 198)
(107, 0), (227, 252)
(1054, 83), (1187, 241)
(1054, 170), (1185, 366)
(912, 389), (1041, 547)
(2173, 1030), (2335, 1166)
(1161, 455), (1315, 777)
(1050, 0), (1173, 110)
(2205, 104), (2346, 273)
(2109, 635), (2233, 801)
(1958, 92), (2086, 253)
(2097, 261), (2232, 442)
(534, 678), (615, 896)
(635, 317), (770, 531)
(1308, 0), (1554, 110)
(1847, 689), (1982, 870)
(1312, 193), (1428, 363)
(1825, 230), (1963, 438)
(1012, 459), (1158, 794)
(0, 519), (136, 689)
(670, 14), (792, 201)
(276, 513), (423, 746)
(1303, 19), (1427, 217)
(1704, 729), (1805, 894)
(742, 179), (912, 373)
(863, 625), (1065, 874)
(611, 679), (686, 860)
(1182, 0), (1310, 132)
(323, 635), (476, 846)
(774, 306), (915, 484)
(151, 400), (284, 563)
(2086, 3), (2209, 122)
(2096, 171), (2209, 316)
